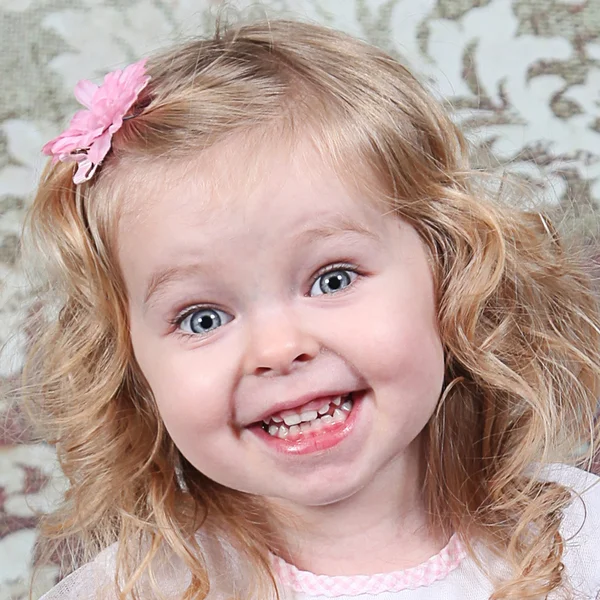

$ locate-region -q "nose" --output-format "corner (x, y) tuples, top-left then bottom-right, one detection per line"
(243, 306), (320, 376)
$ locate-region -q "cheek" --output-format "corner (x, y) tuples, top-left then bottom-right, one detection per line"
(362, 313), (444, 398)
(129, 321), (236, 433)
(326, 279), (444, 394)
(358, 301), (444, 440)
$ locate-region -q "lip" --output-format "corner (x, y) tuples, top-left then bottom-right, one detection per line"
(250, 390), (365, 455)
(251, 388), (359, 425)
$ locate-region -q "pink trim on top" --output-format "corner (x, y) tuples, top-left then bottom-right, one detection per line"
(272, 534), (467, 597)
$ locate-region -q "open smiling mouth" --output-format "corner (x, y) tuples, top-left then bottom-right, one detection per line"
(257, 391), (364, 441)
(261, 393), (353, 439)
(250, 391), (366, 455)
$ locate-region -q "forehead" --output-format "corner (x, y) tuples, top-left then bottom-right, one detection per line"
(116, 132), (385, 243)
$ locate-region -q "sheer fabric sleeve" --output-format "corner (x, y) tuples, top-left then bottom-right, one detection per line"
(546, 464), (600, 598)
(37, 533), (230, 600)
(39, 546), (119, 600)
(37, 541), (198, 600)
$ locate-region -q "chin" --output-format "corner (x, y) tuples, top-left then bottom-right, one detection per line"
(270, 470), (368, 508)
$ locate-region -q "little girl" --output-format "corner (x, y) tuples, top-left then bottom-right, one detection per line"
(23, 18), (600, 600)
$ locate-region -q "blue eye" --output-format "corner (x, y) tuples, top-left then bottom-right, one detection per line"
(178, 308), (232, 335)
(310, 269), (357, 296)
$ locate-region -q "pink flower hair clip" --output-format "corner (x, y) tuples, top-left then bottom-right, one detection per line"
(43, 59), (151, 184)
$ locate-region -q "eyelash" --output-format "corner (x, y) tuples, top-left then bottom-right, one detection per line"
(170, 262), (361, 338)
(308, 262), (360, 296)
(170, 304), (226, 337)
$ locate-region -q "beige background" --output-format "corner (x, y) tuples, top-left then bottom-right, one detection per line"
(1, 0), (600, 598)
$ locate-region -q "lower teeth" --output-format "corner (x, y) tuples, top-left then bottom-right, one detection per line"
(265, 397), (353, 439)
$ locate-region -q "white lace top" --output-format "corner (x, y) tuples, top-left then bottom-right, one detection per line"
(40, 464), (600, 600)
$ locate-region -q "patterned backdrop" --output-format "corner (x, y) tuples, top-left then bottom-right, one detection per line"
(1, 0), (600, 598)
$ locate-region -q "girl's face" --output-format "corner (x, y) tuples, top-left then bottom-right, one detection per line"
(118, 139), (445, 508)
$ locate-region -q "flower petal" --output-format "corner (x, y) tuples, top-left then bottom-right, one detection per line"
(41, 58), (151, 184)
(68, 109), (95, 132)
(73, 159), (95, 184)
(74, 79), (99, 109)
(87, 131), (112, 165)
(108, 115), (124, 135)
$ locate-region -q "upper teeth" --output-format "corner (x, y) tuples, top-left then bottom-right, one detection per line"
(263, 395), (347, 427)
(280, 413), (301, 426)
(262, 394), (355, 439)
(298, 410), (318, 424)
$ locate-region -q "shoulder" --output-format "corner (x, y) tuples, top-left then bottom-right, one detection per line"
(38, 528), (242, 600)
(39, 541), (193, 600)
(538, 463), (600, 537)
(538, 463), (600, 598)
(39, 546), (119, 600)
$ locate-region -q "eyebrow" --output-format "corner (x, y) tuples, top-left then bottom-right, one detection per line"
(142, 216), (378, 309)
(143, 263), (212, 310)
(294, 217), (378, 245)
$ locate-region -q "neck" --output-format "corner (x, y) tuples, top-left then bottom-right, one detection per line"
(267, 449), (447, 576)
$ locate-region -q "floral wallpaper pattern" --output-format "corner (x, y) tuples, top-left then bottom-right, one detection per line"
(1, 0), (600, 598)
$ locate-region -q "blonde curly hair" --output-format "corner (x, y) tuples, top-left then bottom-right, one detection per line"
(23, 18), (600, 600)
